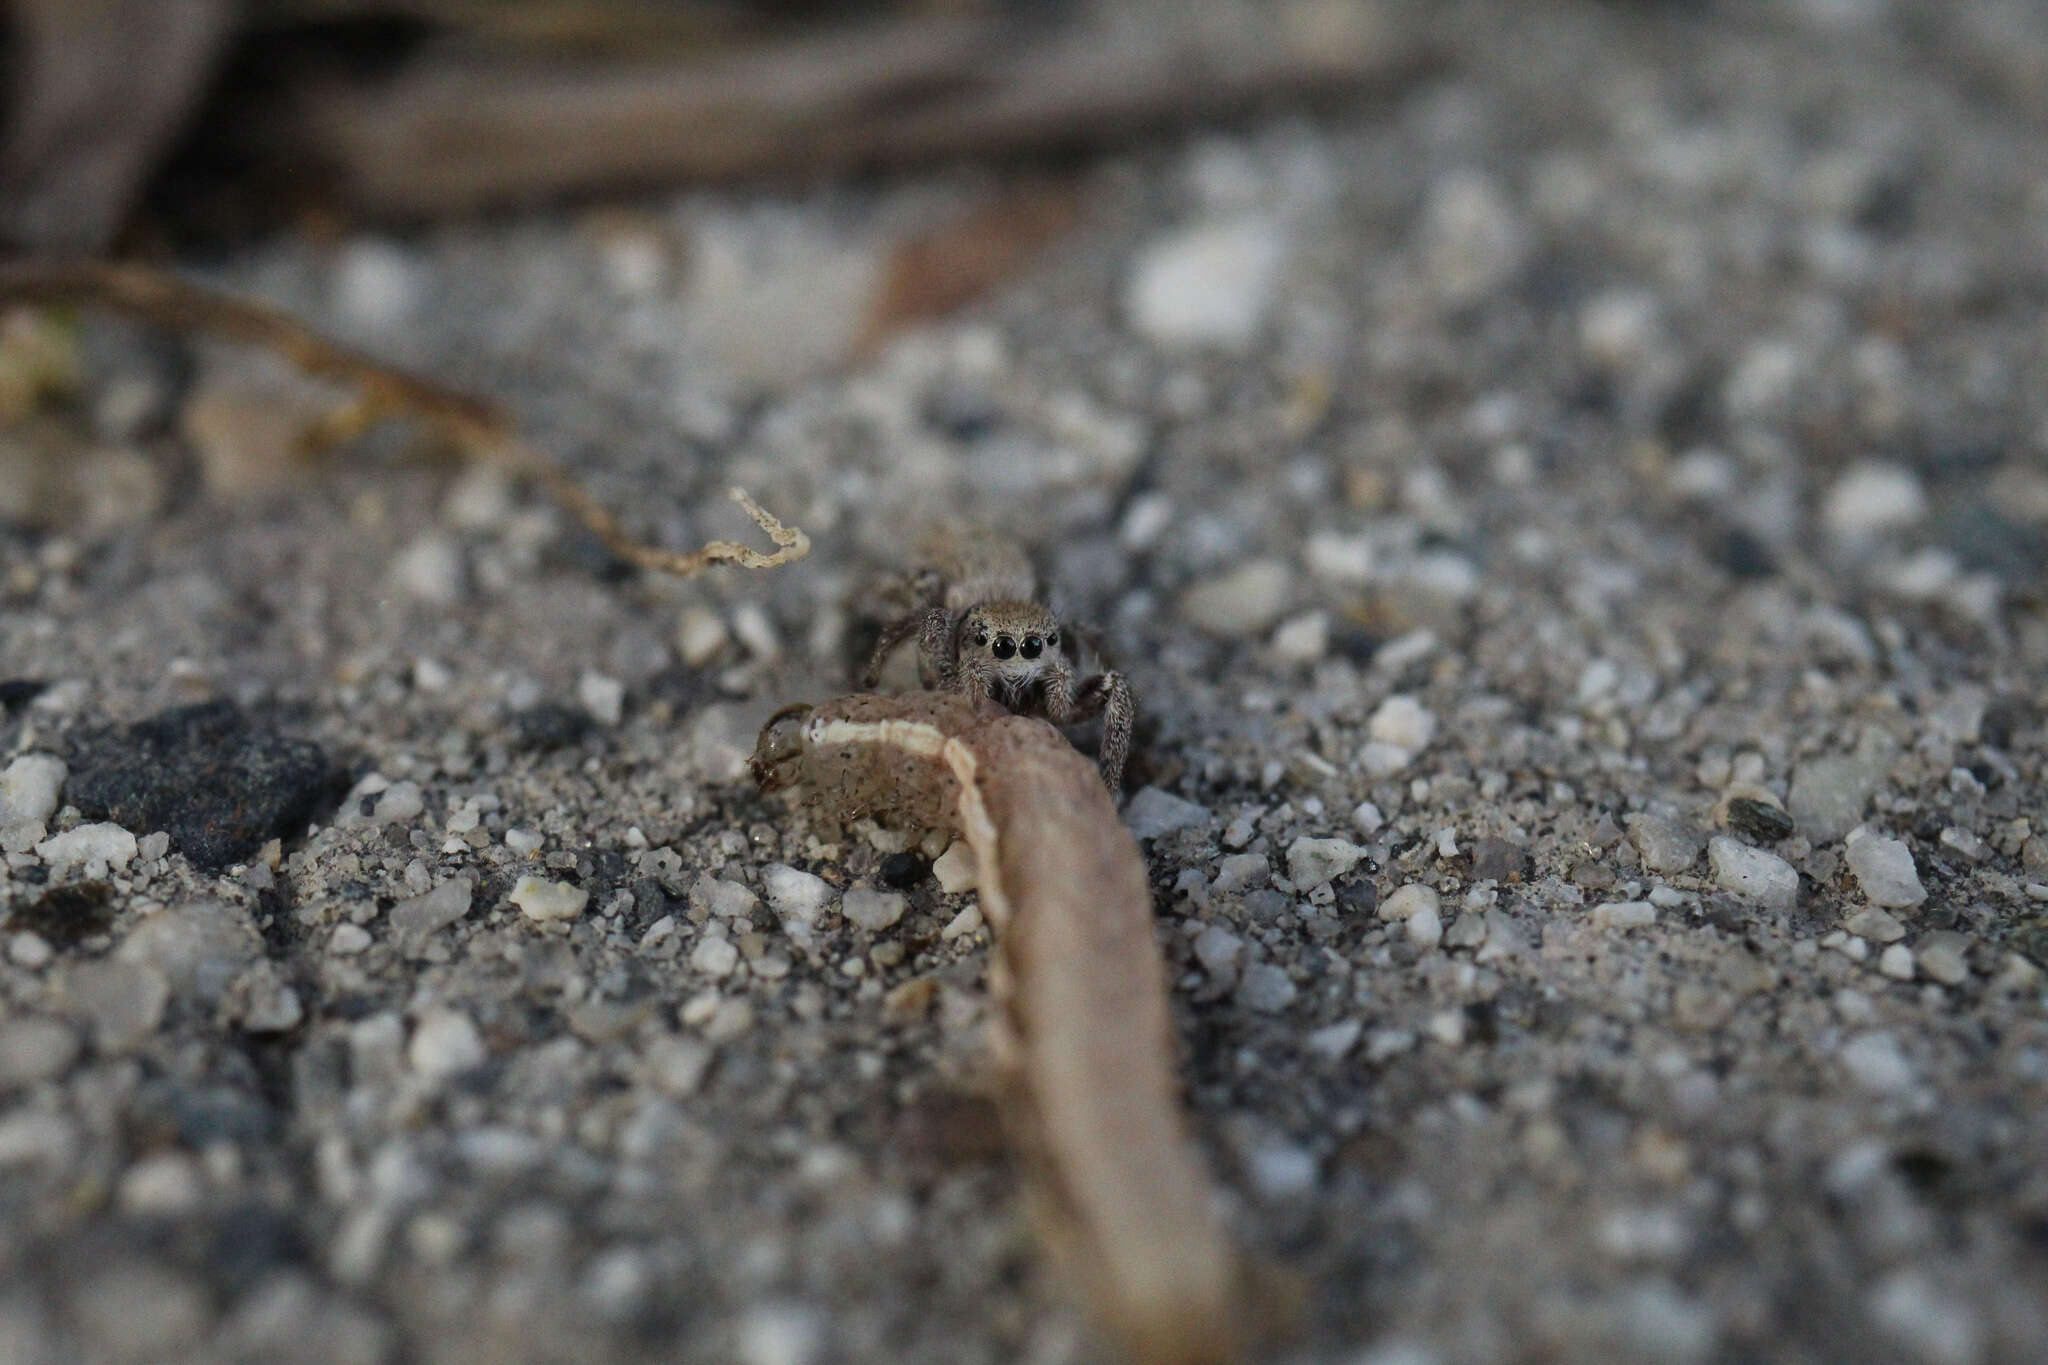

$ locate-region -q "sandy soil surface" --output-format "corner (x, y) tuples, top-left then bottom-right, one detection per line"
(3, 2), (2047, 1362)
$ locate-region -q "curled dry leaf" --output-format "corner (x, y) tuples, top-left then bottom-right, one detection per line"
(0, 257), (808, 575)
(753, 691), (1246, 1365)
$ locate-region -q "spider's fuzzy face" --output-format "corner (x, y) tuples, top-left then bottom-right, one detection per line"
(961, 600), (1067, 696)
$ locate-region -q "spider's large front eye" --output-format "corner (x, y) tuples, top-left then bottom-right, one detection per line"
(992, 635), (1016, 660)
(1021, 636), (1042, 659)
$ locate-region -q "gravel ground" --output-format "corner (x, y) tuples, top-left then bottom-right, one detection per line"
(5, 2), (2048, 1362)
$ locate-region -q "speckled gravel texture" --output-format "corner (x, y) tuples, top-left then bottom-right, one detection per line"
(5, 2), (2048, 1362)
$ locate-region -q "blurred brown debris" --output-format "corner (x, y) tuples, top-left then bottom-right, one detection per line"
(0, 0), (236, 251)
(1, 0), (1420, 246)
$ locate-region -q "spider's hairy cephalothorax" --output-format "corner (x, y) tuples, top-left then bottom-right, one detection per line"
(860, 533), (1135, 798)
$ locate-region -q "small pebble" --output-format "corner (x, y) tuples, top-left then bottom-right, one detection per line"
(330, 924), (373, 955)
(0, 753), (65, 830)
(1286, 836), (1367, 890)
(940, 905), (983, 941)
(931, 842), (978, 894)
(1844, 827), (1926, 908)
(1123, 787), (1212, 839)
(1877, 943), (1915, 981)
(690, 935), (739, 978)
(409, 1009), (485, 1079)
(1378, 883), (1440, 925)
(1915, 935), (1970, 986)
(1839, 1031), (1914, 1093)
(1126, 216), (1288, 350)
(577, 672), (626, 726)
(1367, 695), (1438, 752)
(504, 828), (544, 856)
(1627, 813), (1704, 874)
(1822, 461), (1927, 540)
(1235, 962), (1297, 1013)
(1212, 852), (1270, 895)
(1593, 902), (1658, 930)
(1708, 837), (1799, 911)
(35, 822), (138, 873)
(0, 1016), (79, 1088)
(509, 875), (588, 923)
(762, 865), (834, 923)
(842, 889), (907, 932)
(1405, 901), (1443, 948)
(1193, 925), (1243, 979)
(1305, 1019), (1361, 1059)
(391, 534), (465, 604)
(1181, 558), (1298, 642)
(1724, 796), (1795, 843)
(677, 607), (730, 667)
(1843, 905), (1906, 944)
(1270, 611), (1329, 663)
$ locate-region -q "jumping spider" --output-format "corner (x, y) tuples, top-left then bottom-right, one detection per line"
(860, 532), (1134, 798)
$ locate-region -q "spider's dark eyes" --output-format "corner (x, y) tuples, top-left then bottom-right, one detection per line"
(1021, 636), (1042, 659)
(974, 630), (989, 646)
(992, 635), (1016, 660)
(1046, 632), (1059, 648)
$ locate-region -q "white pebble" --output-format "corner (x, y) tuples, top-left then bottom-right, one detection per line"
(1707, 837), (1799, 911)
(1368, 695), (1438, 752)
(761, 865), (834, 924)
(1405, 901), (1443, 948)
(1839, 1031), (1915, 1094)
(1179, 559), (1293, 637)
(1867, 1270), (1983, 1365)
(737, 1302), (823, 1365)
(35, 822), (137, 873)
(1287, 836), (1367, 890)
(504, 828), (543, 856)
(677, 607), (729, 667)
(330, 924), (373, 955)
(0, 753), (65, 829)
(577, 672), (626, 726)
(1844, 827), (1926, 908)
(1126, 217), (1288, 350)
(1877, 943), (1915, 981)
(1123, 787), (1212, 840)
(841, 889), (906, 932)
(1843, 905), (1906, 943)
(1916, 939), (1970, 986)
(1823, 461), (1927, 541)
(1193, 926), (1243, 978)
(690, 934), (739, 978)
(1270, 611), (1329, 664)
(408, 1009), (485, 1079)
(1236, 963), (1297, 1013)
(1305, 1019), (1361, 1059)
(731, 602), (781, 660)
(1593, 901), (1658, 930)
(940, 905), (983, 941)
(391, 533), (464, 604)
(931, 842), (978, 894)
(1351, 800), (1386, 835)
(1379, 883), (1441, 925)
(509, 875), (587, 922)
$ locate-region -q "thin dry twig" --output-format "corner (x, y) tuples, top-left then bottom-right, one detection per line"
(754, 692), (1246, 1365)
(0, 256), (809, 575)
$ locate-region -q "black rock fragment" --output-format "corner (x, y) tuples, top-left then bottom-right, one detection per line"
(1726, 797), (1795, 843)
(9, 881), (115, 947)
(66, 700), (342, 870)
(1468, 837), (1531, 883)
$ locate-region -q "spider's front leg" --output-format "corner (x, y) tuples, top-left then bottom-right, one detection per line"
(861, 606), (952, 689)
(1045, 668), (1134, 800)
